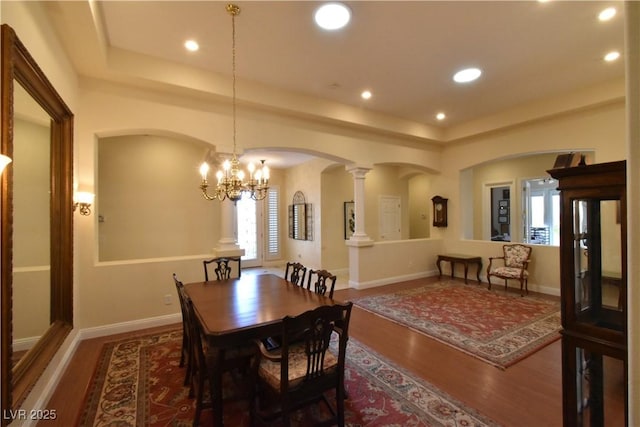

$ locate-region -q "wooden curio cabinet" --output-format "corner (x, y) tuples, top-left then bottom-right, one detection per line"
(548, 160), (627, 427)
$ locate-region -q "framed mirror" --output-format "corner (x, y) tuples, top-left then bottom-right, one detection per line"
(1, 24), (74, 418)
(288, 190), (313, 241)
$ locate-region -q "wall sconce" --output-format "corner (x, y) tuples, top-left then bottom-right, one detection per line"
(0, 154), (12, 174)
(73, 191), (95, 216)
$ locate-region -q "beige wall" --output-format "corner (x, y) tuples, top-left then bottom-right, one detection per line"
(321, 165), (353, 271)
(470, 152), (564, 241)
(408, 174), (432, 239)
(437, 101), (626, 295)
(97, 134), (221, 261)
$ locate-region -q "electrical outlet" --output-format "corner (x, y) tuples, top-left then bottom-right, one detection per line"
(163, 294), (172, 305)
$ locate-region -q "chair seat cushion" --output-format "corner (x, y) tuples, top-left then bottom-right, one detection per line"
(259, 342), (337, 390)
(491, 266), (528, 279)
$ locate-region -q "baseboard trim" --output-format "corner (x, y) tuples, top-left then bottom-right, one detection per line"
(78, 313), (182, 341)
(350, 270), (438, 289)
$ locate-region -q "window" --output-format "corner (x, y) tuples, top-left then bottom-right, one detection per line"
(523, 178), (560, 245)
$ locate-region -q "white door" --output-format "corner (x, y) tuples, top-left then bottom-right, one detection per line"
(236, 193), (262, 268)
(379, 196), (401, 240)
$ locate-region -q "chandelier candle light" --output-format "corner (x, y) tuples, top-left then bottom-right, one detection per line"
(199, 4), (269, 203)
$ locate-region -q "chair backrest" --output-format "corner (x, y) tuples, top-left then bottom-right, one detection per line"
(306, 269), (337, 299)
(503, 244), (532, 268)
(183, 291), (206, 373)
(203, 257), (241, 281)
(280, 302), (352, 390)
(284, 262), (307, 286)
(173, 273), (189, 322)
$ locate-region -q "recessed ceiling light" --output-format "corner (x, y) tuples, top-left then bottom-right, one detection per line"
(604, 51), (620, 62)
(361, 90), (372, 100)
(453, 67), (482, 83)
(599, 7), (616, 21)
(184, 40), (199, 52)
(314, 3), (351, 31)
(436, 112), (446, 121)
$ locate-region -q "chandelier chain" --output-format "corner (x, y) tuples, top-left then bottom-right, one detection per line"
(231, 7), (237, 155)
(198, 4), (269, 203)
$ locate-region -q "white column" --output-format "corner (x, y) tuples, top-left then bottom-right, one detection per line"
(214, 200), (244, 257)
(625, 2), (640, 423)
(345, 164), (374, 289)
(345, 165), (373, 243)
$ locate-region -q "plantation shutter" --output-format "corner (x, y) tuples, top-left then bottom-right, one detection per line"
(265, 186), (280, 260)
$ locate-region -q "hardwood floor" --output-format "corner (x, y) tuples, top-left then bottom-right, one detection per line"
(39, 276), (624, 426)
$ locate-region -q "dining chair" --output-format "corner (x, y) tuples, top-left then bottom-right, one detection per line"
(306, 269), (337, 299)
(181, 289), (256, 426)
(250, 302), (353, 427)
(173, 273), (192, 386)
(203, 256), (241, 281)
(487, 244), (533, 296)
(284, 261), (307, 287)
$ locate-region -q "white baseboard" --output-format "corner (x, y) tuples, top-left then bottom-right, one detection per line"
(13, 336), (40, 352)
(350, 269), (438, 289)
(79, 313), (181, 340)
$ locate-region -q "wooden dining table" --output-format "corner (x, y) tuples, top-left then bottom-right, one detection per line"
(183, 273), (338, 427)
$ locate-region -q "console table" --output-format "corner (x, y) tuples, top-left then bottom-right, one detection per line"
(437, 254), (482, 284)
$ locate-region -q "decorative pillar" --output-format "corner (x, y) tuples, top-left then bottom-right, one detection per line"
(345, 164), (373, 243)
(345, 164), (374, 289)
(214, 200), (245, 257)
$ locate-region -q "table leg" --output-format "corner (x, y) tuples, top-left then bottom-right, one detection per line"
(436, 257), (443, 279)
(463, 262), (469, 284)
(207, 348), (225, 427)
(476, 261), (482, 283)
(450, 261), (455, 279)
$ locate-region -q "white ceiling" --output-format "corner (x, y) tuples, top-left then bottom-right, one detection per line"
(43, 1), (626, 165)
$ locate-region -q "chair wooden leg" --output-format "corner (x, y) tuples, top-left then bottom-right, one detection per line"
(184, 345), (193, 387)
(337, 383), (346, 427)
(180, 334), (186, 367)
(193, 371), (205, 426)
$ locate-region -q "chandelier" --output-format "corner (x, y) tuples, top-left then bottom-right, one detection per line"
(199, 4), (269, 203)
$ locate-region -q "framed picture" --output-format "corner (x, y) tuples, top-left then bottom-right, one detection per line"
(344, 201), (355, 239)
(498, 214), (509, 224)
(498, 199), (509, 208)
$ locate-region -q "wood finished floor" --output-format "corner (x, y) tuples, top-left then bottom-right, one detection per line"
(39, 276), (624, 426)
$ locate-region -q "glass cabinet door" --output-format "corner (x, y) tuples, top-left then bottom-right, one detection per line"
(572, 199), (623, 331)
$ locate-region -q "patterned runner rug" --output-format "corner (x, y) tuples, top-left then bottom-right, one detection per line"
(354, 280), (561, 369)
(79, 328), (499, 426)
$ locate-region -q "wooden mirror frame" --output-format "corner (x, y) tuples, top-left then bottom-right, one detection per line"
(1, 24), (74, 419)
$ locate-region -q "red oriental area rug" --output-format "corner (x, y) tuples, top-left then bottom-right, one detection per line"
(354, 280), (561, 369)
(78, 328), (499, 426)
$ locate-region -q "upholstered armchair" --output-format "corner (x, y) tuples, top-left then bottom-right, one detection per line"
(487, 244), (533, 296)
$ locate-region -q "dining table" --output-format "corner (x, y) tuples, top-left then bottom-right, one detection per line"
(183, 273), (338, 427)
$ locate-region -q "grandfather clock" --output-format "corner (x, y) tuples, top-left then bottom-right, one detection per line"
(548, 160), (627, 427)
